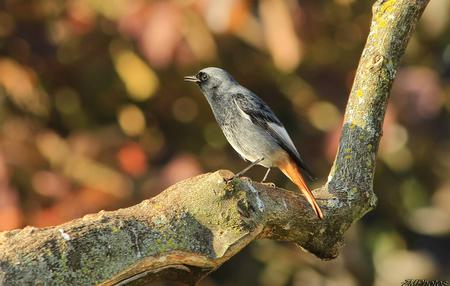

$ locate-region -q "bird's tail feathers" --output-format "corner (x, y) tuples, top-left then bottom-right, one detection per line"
(278, 158), (324, 219)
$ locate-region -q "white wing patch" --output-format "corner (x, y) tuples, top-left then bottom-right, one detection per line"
(234, 98), (252, 121)
(267, 122), (300, 157)
(233, 97), (300, 157)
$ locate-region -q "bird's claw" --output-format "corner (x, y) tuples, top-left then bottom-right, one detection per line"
(224, 176), (236, 183)
(261, 182), (276, 188)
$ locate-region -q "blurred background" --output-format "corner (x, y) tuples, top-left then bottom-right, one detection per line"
(0, 0), (449, 285)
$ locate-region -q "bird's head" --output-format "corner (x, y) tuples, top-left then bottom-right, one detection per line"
(184, 67), (236, 94)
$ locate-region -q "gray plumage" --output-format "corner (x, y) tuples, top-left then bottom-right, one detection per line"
(185, 67), (315, 180)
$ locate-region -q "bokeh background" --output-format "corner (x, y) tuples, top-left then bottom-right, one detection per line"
(0, 0), (449, 285)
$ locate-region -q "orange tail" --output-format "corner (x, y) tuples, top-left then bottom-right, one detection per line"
(278, 158), (324, 219)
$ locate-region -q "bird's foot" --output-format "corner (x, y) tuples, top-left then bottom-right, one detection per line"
(224, 175), (237, 183)
(261, 182), (276, 188)
(224, 173), (248, 184)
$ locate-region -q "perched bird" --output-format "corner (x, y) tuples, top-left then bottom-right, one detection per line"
(185, 67), (323, 219)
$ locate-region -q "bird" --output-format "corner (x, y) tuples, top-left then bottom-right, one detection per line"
(184, 67), (324, 219)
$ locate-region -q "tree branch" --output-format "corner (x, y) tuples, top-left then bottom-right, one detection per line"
(0, 0), (430, 285)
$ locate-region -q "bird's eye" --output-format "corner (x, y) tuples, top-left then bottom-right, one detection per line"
(197, 72), (209, 82)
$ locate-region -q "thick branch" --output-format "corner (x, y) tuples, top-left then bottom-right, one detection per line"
(0, 0), (429, 285)
(0, 171), (333, 285)
(326, 0), (429, 218)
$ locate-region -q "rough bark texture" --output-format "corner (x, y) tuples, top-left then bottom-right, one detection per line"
(0, 0), (430, 285)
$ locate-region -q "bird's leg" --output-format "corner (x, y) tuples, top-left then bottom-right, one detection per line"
(233, 157), (264, 178)
(260, 168), (276, 187)
(261, 168), (271, 182)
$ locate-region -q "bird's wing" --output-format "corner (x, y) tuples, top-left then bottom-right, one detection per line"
(233, 92), (315, 180)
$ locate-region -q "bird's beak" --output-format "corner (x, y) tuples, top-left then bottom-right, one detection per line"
(184, 75), (200, 83)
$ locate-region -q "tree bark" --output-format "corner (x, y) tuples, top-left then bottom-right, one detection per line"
(0, 0), (430, 285)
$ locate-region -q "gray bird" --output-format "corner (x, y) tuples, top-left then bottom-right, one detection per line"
(184, 67), (323, 219)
